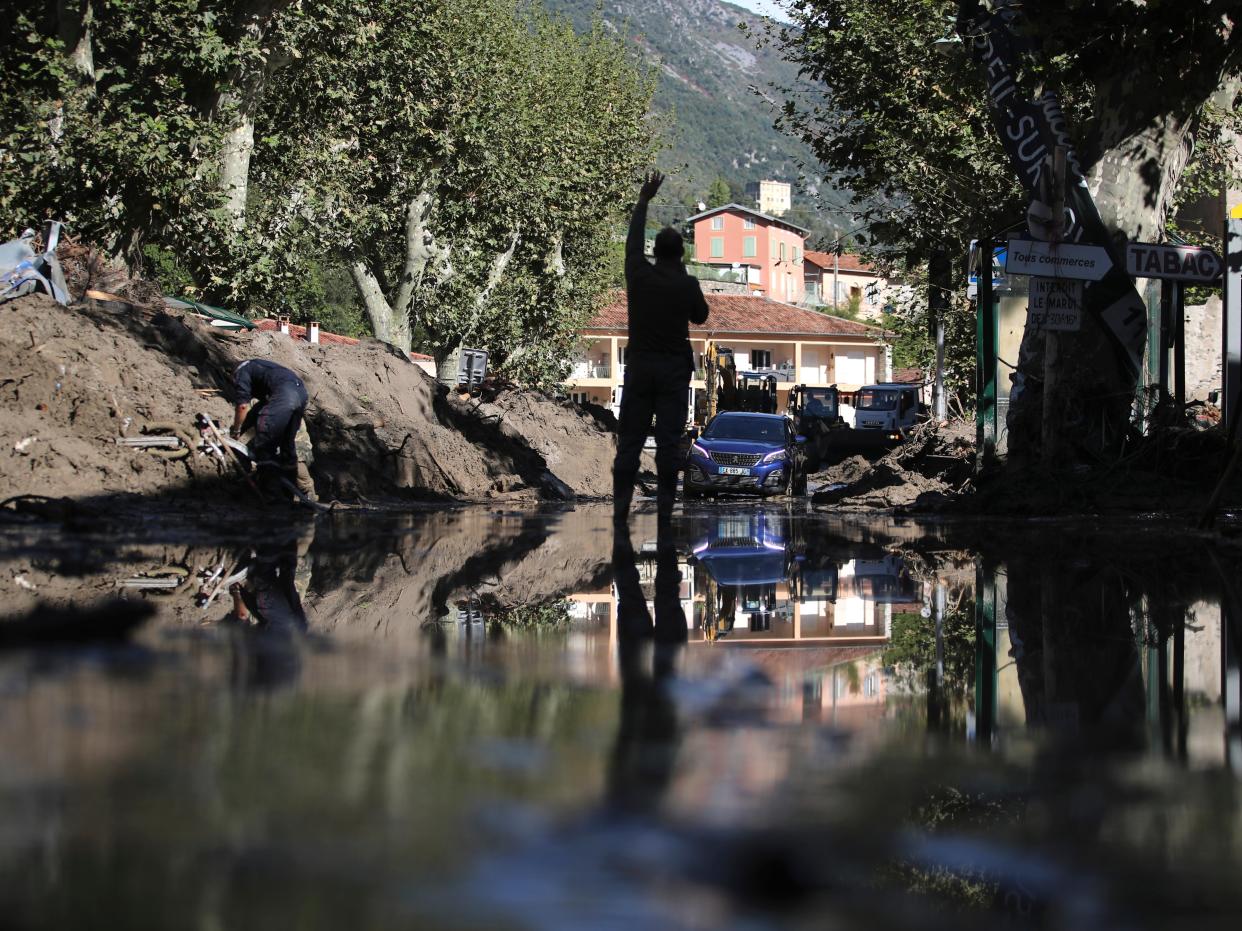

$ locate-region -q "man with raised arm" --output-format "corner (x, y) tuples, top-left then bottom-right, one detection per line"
(612, 172), (710, 527)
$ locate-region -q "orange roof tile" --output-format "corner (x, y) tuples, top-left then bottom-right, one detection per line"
(586, 292), (885, 338)
(253, 319), (434, 361)
(803, 251), (879, 275)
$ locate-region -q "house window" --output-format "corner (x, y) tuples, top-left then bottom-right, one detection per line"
(742, 235), (756, 257)
(793, 247), (801, 264)
(619, 345), (627, 366)
(743, 217), (755, 230)
(711, 216), (724, 230)
(710, 236), (724, 258)
(779, 242), (786, 262)
(751, 349), (771, 369)
(865, 282), (880, 305)
(570, 391), (590, 405)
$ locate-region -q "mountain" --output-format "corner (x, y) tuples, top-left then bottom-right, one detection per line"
(542, 0), (852, 239)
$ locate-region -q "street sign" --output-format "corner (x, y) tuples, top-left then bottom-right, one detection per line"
(1028, 277), (1082, 331)
(1006, 239), (1113, 281)
(1126, 242), (1223, 283)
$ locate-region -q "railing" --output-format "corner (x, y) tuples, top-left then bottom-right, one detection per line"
(569, 361), (611, 379)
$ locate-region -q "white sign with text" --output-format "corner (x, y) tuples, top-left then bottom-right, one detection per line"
(1028, 277), (1083, 332)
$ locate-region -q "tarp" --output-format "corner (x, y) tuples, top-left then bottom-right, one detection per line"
(164, 296), (255, 330)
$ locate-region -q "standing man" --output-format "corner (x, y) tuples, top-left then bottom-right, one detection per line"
(231, 358), (315, 500)
(613, 172), (710, 526)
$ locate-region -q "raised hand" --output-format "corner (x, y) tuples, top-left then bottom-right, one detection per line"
(638, 171), (664, 202)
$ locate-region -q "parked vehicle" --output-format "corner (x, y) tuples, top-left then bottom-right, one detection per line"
(787, 384), (848, 469)
(852, 383), (925, 446)
(684, 411), (808, 498)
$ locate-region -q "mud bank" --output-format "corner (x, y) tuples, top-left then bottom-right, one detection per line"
(1, 293), (623, 509)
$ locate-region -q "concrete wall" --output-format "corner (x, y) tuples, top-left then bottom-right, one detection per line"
(1185, 295), (1222, 402)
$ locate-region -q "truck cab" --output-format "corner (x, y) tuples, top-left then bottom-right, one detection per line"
(853, 383), (924, 440)
(787, 384), (846, 469)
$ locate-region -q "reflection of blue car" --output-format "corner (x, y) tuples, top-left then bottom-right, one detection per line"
(692, 512), (789, 586)
(684, 412), (807, 497)
(692, 511), (792, 640)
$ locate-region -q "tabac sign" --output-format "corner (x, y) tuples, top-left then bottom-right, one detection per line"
(1125, 242), (1223, 283)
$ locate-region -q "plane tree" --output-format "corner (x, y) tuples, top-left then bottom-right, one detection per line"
(773, 0), (1240, 462)
(247, 0), (658, 380)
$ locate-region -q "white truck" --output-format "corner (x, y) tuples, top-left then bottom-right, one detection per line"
(852, 383), (925, 445)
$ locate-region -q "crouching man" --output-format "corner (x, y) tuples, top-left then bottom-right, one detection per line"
(230, 359), (316, 501)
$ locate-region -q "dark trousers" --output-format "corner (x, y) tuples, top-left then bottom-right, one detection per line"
(250, 383), (308, 468)
(613, 352), (690, 519)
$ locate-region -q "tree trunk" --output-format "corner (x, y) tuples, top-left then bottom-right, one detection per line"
(349, 260), (410, 353)
(55, 0), (95, 85)
(199, 1), (295, 230)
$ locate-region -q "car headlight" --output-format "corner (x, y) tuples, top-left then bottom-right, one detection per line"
(760, 449), (786, 464)
(691, 442), (712, 459)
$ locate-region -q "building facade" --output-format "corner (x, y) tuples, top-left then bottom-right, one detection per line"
(744, 179), (792, 217)
(566, 292), (891, 419)
(685, 204), (809, 304)
(802, 250), (892, 320)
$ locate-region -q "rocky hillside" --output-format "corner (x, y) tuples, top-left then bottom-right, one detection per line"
(544, 0), (849, 227)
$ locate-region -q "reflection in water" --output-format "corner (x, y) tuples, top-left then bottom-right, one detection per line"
(608, 530), (685, 815)
(1, 507), (1242, 927)
(216, 537), (312, 691)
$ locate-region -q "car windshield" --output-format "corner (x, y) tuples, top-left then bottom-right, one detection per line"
(802, 390), (837, 415)
(705, 416), (784, 443)
(857, 389), (898, 411)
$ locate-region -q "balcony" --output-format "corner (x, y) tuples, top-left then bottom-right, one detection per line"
(569, 360), (612, 380)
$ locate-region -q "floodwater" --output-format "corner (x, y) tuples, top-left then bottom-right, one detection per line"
(1, 503), (1240, 930)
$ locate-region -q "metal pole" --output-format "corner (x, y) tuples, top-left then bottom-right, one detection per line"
(974, 559), (997, 747)
(833, 245), (840, 312)
(1174, 282), (1186, 410)
(1159, 280), (1172, 403)
(930, 250), (951, 420)
(976, 237), (997, 469)
(1225, 217), (1242, 432)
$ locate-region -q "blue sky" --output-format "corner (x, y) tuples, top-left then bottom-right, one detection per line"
(728, 0), (792, 23)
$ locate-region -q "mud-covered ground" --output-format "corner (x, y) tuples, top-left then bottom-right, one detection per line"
(2, 291), (631, 511)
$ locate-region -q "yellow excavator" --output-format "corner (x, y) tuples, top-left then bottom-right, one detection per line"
(699, 340), (738, 425)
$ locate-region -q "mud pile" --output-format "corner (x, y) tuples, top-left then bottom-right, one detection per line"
(811, 420), (976, 511)
(1, 291), (619, 508)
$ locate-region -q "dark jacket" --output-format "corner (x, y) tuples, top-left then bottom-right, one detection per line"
(624, 201), (710, 369)
(233, 359), (305, 405)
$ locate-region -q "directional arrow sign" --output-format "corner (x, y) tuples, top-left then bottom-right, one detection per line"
(1006, 239), (1114, 281)
(1126, 242), (1223, 283)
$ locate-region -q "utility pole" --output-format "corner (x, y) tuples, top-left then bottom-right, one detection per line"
(929, 249), (952, 420)
(1040, 147), (1068, 467)
(832, 241), (841, 313)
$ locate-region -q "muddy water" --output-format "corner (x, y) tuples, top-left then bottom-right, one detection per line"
(1, 504), (1240, 929)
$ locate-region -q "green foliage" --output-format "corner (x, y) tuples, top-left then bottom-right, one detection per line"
(1, 1), (236, 265)
(706, 177), (732, 208)
(883, 606), (976, 698)
(487, 598), (571, 632)
(249, 0), (657, 381)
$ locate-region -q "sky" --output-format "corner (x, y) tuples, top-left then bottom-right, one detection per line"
(727, 0), (792, 23)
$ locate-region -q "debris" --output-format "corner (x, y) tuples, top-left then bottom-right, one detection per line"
(13, 436), (37, 454)
(14, 575), (36, 591)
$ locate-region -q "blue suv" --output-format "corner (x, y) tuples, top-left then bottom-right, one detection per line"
(684, 412), (808, 498)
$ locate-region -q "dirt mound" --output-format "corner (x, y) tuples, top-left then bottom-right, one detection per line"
(811, 420), (975, 511)
(816, 455), (872, 486)
(1, 293), (620, 507)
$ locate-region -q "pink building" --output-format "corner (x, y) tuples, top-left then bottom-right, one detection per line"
(685, 204), (808, 304)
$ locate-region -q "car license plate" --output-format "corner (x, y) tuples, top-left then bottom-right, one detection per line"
(719, 466), (750, 476)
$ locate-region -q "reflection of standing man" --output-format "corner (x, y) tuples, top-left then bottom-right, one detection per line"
(608, 531), (687, 814)
(613, 173), (710, 527)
